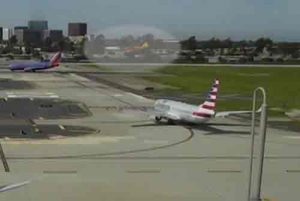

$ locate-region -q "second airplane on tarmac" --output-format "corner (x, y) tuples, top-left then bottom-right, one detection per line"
(9, 52), (62, 72)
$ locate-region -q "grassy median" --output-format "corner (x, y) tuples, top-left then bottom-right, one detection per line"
(145, 66), (300, 114)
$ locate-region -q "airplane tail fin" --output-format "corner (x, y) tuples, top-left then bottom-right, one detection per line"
(197, 79), (220, 115)
(50, 52), (62, 66)
(141, 42), (149, 49)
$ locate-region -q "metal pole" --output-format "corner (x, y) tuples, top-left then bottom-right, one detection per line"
(0, 143), (10, 172)
(255, 102), (268, 200)
(247, 91), (257, 201)
(247, 87), (267, 201)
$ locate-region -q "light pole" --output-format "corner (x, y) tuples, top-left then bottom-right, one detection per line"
(247, 87), (268, 201)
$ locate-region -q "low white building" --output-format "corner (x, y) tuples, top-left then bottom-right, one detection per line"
(2, 28), (13, 41)
(206, 56), (220, 63)
(94, 46), (125, 59)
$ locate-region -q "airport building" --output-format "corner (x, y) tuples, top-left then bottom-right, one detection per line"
(28, 20), (48, 31)
(15, 29), (43, 46)
(14, 26), (29, 44)
(43, 30), (63, 42)
(0, 27), (2, 41)
(2, 28), (13, 41)
(15, 20), (51, 46)
(15, 29), (24, 45)
(14, 26), (28, 31)
(68, 23), (87, 37)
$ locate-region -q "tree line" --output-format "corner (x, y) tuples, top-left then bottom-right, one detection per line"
(181, 36), (300, 56)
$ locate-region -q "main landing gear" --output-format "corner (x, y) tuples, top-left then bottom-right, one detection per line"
(167, 119), (175, 125)
(155, 116), (162, 122)
(155, 116), (175, 125)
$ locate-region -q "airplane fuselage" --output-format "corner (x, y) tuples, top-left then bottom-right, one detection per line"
(9, 61), (58, 72)
(154, 99), (212, 124)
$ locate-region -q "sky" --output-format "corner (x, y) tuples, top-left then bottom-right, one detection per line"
(0, 0), (300, 41)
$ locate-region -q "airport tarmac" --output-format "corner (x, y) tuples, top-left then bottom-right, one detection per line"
(0, 63), (299, 201)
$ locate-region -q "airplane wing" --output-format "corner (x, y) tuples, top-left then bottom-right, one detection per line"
(215, 107), (262, 118)
(24, 67), (35, 72)
(24, 64), (46, 72)
(150, 113), (181, 121)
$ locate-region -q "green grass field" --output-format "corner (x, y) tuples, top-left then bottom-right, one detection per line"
(145, 66), (300, 114)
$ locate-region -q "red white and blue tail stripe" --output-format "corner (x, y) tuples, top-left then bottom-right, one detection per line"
(192, 79), (220, 119)
(50, 52), (62, 67)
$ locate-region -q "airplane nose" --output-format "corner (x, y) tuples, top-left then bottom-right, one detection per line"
(9, 64), (16, 70)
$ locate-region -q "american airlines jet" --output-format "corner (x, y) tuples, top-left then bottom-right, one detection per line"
(9, 52), (62, 72)
(154, 79), (255, 124)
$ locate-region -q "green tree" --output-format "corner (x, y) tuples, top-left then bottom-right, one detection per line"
(75, 37), (87, 55)
(9, 35), (18, 46)
(25, 45), (32, 54)
(255, 37), (273, 52)
(223, 38), (233, 49)
(120, 35), (134, 48)
(94, 34), (105, 54)
(43, 37), (53, 51)
(58, 37), (75, 52)
(181, 36), (197, 51)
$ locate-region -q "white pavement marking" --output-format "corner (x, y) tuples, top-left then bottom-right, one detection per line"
(113, 94), (123, 97)
(284, 136), (300, 139)
(69, 73), (91, 81)
(6, 92), (59, 99)
(127, 92), (153, 101)
(7, 95), (17, 98)
(49, 95), (60, 98)
(7, 95), (59, 99)
(46, 93), (57, 95)
(0, 136), (136, 145)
